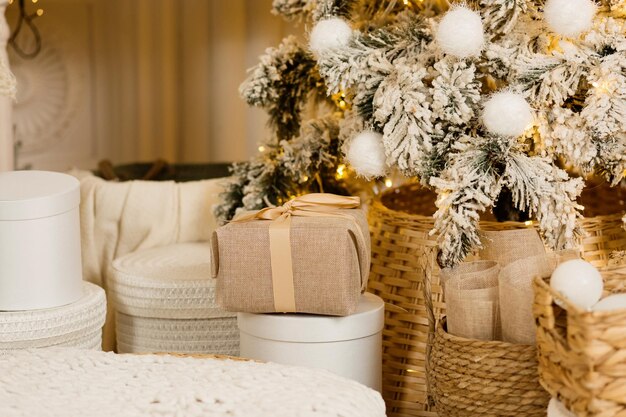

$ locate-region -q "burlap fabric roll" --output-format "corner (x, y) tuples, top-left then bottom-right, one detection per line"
(440, 260), (499, 292)
(499, 254), (557, 344)
(443, 261), (501, 341)
(479, 229), (545, 266)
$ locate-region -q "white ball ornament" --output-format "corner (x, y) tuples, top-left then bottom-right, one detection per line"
(483, 92), (534, 137)
(544, 0), (596, 38)
(550, 260), (603, 310)
(309, 18), (353, 55)
(593, 294), (626, 312)
(436, 6), (485, 59)
(346, 131), (387, 179)
(548, 398), (577, 417)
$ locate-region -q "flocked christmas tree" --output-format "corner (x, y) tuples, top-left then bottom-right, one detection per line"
(216, 0), (626, 267)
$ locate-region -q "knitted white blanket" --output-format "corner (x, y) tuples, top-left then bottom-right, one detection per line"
(69, 170), (226, 350)
(0, 349), (386, 417)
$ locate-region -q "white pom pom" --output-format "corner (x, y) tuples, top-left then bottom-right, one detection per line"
(544, 0), (596, 38)
(483, 92), (533, 137)
(436, 6), (484, 59)
(550, 259), (603, 310)
(346, 131), (387, 178)
(309, 18), (353, 55)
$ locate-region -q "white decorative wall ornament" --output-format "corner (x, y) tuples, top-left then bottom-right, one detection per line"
(10, 31), (84, 154)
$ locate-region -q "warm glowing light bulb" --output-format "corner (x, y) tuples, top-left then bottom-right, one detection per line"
(384, 179), (393, 187)
(302, 175), (309, 182)
(332, 91), (350, 111)
(524, 220), (534, 226)
(335, 164), (346, 180)
(258, 146), (265, 152)
(32, 0), (38, 3)
(36, 8), (43, 16)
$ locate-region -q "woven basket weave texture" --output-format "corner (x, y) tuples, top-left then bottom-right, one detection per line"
(534, 266), (626, 417)
(367, 182), (626, 417)
(116, 313), (239, 356)
(110, 243), (235, 320)
(0, 282), (106, 352)
(430, 319), (548, 417)
(110, 242), (239, 355)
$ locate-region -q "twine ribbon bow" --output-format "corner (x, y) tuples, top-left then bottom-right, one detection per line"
(232, 193), (361, 312)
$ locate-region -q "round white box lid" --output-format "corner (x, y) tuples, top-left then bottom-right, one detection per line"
(0, 170), (80, 220)
(110, 243), (231, 319)
(237, 292), (384, 343)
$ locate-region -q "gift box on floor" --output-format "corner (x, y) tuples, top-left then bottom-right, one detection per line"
(109, 242), (238, 355)
(0, 282), (106, 353)
(211, 194), (371, 316)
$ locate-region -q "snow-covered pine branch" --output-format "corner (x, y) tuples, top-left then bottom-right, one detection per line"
(239, 36), (319, 141)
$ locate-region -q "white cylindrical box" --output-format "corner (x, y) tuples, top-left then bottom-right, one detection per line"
(0, 170), (83, 311)
(238, 292), (384, 391)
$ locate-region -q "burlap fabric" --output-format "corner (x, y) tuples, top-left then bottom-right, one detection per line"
(479, 229), (545, 266)
(445, 228), (571, 344)
(443, 261), (501, 341)
(212, 209), (370, 316)
(499, 254), (557, 344)
(440, 260), (498, 292)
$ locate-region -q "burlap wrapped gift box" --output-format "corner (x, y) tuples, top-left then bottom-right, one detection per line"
(211, 196), (371, 316)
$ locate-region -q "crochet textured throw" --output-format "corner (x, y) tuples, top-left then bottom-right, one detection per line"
(0, 349), (385, 417)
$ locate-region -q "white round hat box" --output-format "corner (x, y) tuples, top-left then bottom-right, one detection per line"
(0, 171), (83, 311)
(238, 292), (384, 391)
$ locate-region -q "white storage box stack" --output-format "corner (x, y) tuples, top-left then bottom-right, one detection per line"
(110, 243), (238, 355)
(0, 171), (106, 352)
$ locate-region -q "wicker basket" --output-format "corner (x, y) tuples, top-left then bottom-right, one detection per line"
(429, 318), (549, 417)
(94, 159), (232, 182)
(367, 181), (626, 417)
(367, 225), (441, 417)
(533, 265), (626, 417)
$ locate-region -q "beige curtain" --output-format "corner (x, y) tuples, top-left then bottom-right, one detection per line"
(95, 0), (297, 165)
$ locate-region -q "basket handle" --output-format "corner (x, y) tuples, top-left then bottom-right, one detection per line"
(141, 159), (169, 180)
(98, 160), (119, 181)
(533, 276), (556, 331)
(423, 246), (439, 409)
